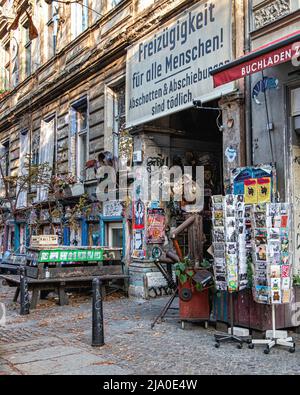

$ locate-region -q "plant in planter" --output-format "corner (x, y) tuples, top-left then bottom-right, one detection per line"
(175, 257), (213, 292)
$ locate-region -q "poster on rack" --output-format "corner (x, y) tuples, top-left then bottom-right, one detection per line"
(147, 208), (165, 244)
(251, 202), (292, 305)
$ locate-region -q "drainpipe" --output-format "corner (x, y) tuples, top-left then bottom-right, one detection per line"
(245, 0), (253, 165)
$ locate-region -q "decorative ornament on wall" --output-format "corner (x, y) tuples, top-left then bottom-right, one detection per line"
(254, 0), (290, 30)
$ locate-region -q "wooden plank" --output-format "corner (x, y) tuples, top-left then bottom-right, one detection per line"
(1, 274), (128, 285)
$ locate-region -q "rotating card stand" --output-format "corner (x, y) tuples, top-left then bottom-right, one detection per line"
(248, 202), (295, 354)
(212, 194), (251, 349)
(214, 292), (251, 349)
(248, 304), (295, 354)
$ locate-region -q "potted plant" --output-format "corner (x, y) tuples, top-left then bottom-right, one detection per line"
(175, 257), (213, 292)
(175, 257), (213, 326)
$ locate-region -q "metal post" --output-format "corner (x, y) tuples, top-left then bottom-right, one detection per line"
(230, 292), (234, 336)
(92, 277), (105, 347)
(272, 304), (276, 339)
(20, 267), (30, 316)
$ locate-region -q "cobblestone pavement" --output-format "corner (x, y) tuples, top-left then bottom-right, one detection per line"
(0, 283), (300, 375)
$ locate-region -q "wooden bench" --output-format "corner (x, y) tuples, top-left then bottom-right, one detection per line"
(1, 274), (129, 310)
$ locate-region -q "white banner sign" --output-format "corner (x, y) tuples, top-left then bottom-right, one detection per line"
(126, 0), (235, 128)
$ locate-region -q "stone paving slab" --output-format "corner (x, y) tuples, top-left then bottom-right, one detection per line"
(57, 364), (134, 375)
(3, 345), (82, 365)
(13, 352), (108, 375)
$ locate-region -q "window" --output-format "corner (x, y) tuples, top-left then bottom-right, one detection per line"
(104, 82), (125, 157)
(2, 141), (10, 177)
(36, 116), (56, 202)
(31, 131), (40, 167)
(11, 37), (19, 87)
(2, 42), (10, 91)
(0, 140), (10, 195)
(138, 0), (155, 12)
(70, 99), (88, 181)
(23, 22), (32, 78)
(71, 0), (89, 39)
(46, 1), (59, 59)
(88, 223), (100, 246)
(17, 130), (30, 209)
(106, 222), (123, 248)
(107, 0), (122, 12)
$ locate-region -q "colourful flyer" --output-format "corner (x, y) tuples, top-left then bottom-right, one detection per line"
(257, 177), (271, 203)
(244, 179), (258, 204)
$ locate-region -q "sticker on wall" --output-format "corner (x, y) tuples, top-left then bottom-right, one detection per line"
(252, 77), (279, 105)
(147, 209), (165, 244)
(225, 146), (237, 163)
(132, 230), (146, 259)
(133, 200), (145, 230)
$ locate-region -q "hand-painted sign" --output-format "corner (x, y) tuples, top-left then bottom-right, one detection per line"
(126, 0), (234, 127)
(31, 235), (59, 247)
(38, 249), (104, 263)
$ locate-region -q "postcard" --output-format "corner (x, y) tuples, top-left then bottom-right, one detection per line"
(225, 194), (235, 206)
(214, 250), (225, 259)
(281, 215), (289, 228)
(268, 228), (280, 241)
(214, 218), (224, 227)
(271, 277), (281, 291)
(213, 228), (225, 242)
(282, 290), (291, 304)
(271, 290), (282, 304)
(226, 243), (238, 255)
(255, 286), (270, 303)
(272, 216), (282, 228)
(270, 265), (281, 278)
(281, 277), (291, 290)
(267, 241), (281, 256)
(213, 210), (224, 220)
(213, 204), (224, 212)
(214, 242), (225, 251)
(256, 244), (267, 261)
(212, 195), (223, 204)
(226, 228), (237, 243)
(254, 213), (267, 228)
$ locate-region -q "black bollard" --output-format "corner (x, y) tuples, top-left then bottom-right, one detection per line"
(92, 277), (105, 347)
(20, 267), (30, 316)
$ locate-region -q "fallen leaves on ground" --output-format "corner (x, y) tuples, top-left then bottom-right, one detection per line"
(92, 361), (115, 366)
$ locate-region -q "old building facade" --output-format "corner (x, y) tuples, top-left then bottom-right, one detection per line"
(0, 0), (248, 298)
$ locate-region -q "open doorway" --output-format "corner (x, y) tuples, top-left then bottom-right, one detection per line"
(151, 99), (223, 259)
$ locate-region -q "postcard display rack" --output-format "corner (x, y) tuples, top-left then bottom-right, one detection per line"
(249, 203), (295, 354)
(212, 195), (251, 349)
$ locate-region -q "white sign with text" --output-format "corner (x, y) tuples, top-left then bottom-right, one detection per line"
(126, 0), (235, 127)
